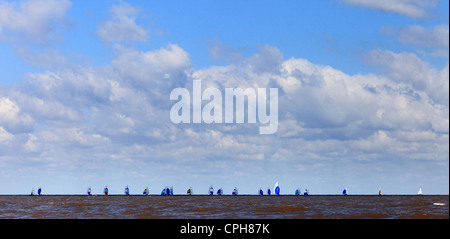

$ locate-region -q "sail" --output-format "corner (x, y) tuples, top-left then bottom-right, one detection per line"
(37, 188), (42, 195)
(418, 188), (423, 195)
(267, 188), (271, 195)
(125, 186), (130, 195)
(166, 187), (170, 195)
(209, 186), (214, 195)
(87, 187), (91, 195)
(304, 189), (309, 196)
(232, 187), (238, 195)
(259, 188), (263, 195)
(295, 188), (300, 196)
(104, 186), (108, 195)
(342, 188), (347, 195)
(274, 182), (280, 195)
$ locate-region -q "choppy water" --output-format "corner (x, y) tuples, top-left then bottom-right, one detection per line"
(0, 195), (447, 219)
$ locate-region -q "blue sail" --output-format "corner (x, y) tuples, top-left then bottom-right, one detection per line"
(275, 186), (280, 195)
(259, 189), (263, 195)
(37, 188), (41, 195)
(166, 187), (170, 195)
(295, 189), (300, 195)
(342, 189), (347, 195)
(267, 188), (271, 195)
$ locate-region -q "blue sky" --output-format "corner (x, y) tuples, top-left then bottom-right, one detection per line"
(0, 0), (448, 195)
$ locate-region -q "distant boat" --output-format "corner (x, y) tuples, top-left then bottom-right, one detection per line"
(217, 188), (223, 195)
(378, 189), (381, 196)
(209, 186), (214, 195)
(304, 189), (309, 196)
(295, 188), (301, 196)
(342, 188), (348, 195)
(187, 187), (193, 195)
(418, 188), (423, 195)
(143, 187), (149, 195)
(37, 187), (42, 196)
(87, 187), (92, 196)
(161, 188), (166, 195)
(267, 188), (271, 195)
(31, 188), (35, 196)
(259, 188), (264, 196)
(274, 182), (280, 196)
(166, 186), (171, 195)
(125, 186), (130, 195)
(104, 186), (109, 195)
(232, 187), (238, 195)
(170, 186), (174, 195)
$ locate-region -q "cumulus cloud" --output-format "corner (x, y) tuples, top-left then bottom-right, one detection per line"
(97, 2), (148, 42)
(342, 0), (438, 18)
(364, 49), (449, 105)
(0, 97), (34, 133)
(0, 0), (71, 43)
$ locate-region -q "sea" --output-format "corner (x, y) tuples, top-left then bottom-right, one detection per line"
(0, 195), (447, 219)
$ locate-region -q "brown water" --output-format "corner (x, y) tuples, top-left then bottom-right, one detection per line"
(0, 195), (447, 219)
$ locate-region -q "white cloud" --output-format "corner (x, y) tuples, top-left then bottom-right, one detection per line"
(342, 0), (438, 18)
(0, 0), (71, 42)
(97, 2), (148, 42)
(0, 126), (13, 142)
(397, 25), (449, 49)
(364, 49), (449, 105)
(0, 97), (34, 133)
(382, 24), (449, 58)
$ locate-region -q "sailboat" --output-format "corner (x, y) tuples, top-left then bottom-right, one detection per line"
(104, 186), (109, 195)
(165, 186), (171, 196)
(124, 185), (130, 195)
(170, 186), (174, 195)
(295, 188), (301, 196)
(143, 187), (149, 195)
(87, 186), (92, 196)
(232, 187), (238, 195)
(259, 188), (264, 196)
(303, 189), (309, 196)
(274, 182), (280, 196)
(209, 186), (214, 195)
(378, 188), (381, 196)
(31, 188), (35, 196)
(418, 187), (423, 195)
(37, 187), (42, 196)
(342, 188), (348, 195)
(217, 188), (223, 195)
(187, 187), (193, 195)
(267, 188), (271, 195)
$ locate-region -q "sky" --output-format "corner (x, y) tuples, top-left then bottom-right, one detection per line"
(0, 0), (448, 195)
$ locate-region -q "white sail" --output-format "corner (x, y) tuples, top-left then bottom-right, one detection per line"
(418, 187), (423, 195)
